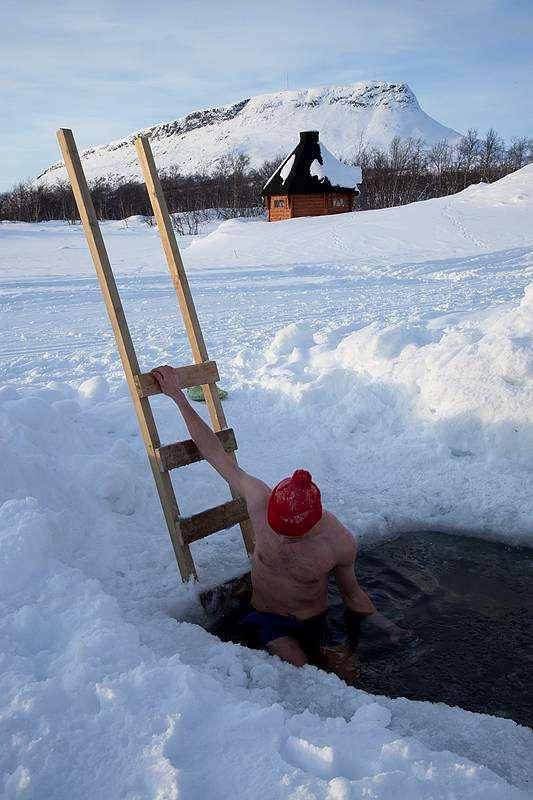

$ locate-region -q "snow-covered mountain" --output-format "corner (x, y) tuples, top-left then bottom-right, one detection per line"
(38, 81), (461, 186)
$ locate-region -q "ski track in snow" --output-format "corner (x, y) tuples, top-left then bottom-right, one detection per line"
(1, 168), (532, 799)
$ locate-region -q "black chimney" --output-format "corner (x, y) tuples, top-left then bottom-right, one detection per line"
(299, 131), (319, 143)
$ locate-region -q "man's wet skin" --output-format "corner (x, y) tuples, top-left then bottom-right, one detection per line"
(151, 364), (413, 680)
(249, 508), (374, 669)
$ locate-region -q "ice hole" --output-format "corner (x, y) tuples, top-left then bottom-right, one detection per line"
(205, 532), (532, 727)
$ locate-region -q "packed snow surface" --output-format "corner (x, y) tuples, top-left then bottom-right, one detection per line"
(36, 81), (460, 187)
(1, 167), (532, 798)
(309, 144), (362, 188)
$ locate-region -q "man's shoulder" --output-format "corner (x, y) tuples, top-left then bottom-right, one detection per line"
(322, 510), (358, 560)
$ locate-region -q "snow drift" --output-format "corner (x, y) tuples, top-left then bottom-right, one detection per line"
(187, 164), (533, 271)
(1, 167), (532, 798)
(239, 284), (533, 543)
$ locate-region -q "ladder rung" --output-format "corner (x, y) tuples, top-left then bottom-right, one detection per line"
(156, 428), (238, 471)
(179, 498), (249, 544)
(134, 361), (220, 398)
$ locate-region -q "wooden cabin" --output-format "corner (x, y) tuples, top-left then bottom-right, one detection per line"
(262, 131), (362, 222)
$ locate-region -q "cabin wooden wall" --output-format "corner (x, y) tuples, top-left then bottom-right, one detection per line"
(265, 192), (358, 221)
(291, 193), (326, 218)
(326, 193), (356, 214)
(266, 195), (291, 221)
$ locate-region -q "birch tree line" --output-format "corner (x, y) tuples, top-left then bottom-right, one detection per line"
(1, 129), (531, 224)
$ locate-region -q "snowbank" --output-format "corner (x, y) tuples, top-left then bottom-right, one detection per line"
(237, 284), (533, 543)
(3, 165), (532, 282)
(1, 499), (531, 798)
(1, 168), (532, 798)
(187, 164), (533, 270)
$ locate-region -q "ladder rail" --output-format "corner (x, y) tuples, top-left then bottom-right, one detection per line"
(134, 135), (255, 554)
(56, 128), (197, 581)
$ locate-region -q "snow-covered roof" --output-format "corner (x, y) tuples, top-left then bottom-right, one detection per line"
(262, 131), (362, 196)
(310, 144), (362, 189)
(279, 154), (296, 184)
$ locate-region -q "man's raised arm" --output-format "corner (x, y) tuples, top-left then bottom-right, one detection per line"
(151, 365), (270, 503)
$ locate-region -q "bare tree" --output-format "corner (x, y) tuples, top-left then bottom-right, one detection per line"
(505, 137), (532, 171)
(1, 129), (530, 223)
(479, 128), (504, 179)
(457, 129), (481, 176)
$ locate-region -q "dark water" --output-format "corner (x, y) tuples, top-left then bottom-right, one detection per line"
(210, 532), (533, 727)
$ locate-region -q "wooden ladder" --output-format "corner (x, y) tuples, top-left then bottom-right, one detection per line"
(57, 128), (254, 582)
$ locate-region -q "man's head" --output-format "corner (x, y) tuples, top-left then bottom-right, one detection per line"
(267, 469), (322, 537)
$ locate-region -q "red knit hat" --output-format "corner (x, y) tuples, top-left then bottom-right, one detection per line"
(267, 469), (323, 537)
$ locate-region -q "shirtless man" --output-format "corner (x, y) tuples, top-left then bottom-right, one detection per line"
(152, 366), (412, 681)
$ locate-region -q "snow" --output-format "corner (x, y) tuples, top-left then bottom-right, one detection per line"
(36, 81), (461, 187)
(1, 167), (533, 798)
(78, 375), (109, 403)
(280, 154), (296, 184)
(310, 144), (362, 189)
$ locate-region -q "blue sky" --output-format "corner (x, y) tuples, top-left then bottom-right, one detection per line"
(1, 0), (531, 190)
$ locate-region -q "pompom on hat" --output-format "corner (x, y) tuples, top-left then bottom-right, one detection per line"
(267, 469), (323, 537)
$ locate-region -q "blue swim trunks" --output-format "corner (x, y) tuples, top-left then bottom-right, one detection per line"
(240, 605), (328, 650)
